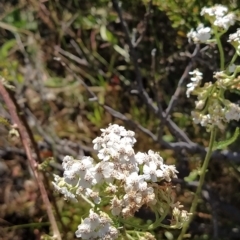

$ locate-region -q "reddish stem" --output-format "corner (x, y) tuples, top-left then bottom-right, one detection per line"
(0, 82), (62, 240)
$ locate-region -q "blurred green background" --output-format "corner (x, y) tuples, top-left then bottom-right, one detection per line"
(0, 0), (240, 239)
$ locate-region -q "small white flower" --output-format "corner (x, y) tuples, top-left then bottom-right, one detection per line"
(189, 69), (203, 82)
(92, 137), (103, 150)
(78, 170), (96, 188)
(105, 133), (120, 147)
(187, 24), (211, 43)
(63, 161), (81, 181)
(228, 29), (240, 50)
(201, 5), (235, 30)
(52, 183), (77, 202)
(148, 150), (163, 166)
(201, 5), (228, 18)
(141, 186), (156, 204)
(62, 155), (74, 170)
(84, 188), (101, 204)
(75, 210), (101, 239)
(134, 152), (148, 165)
(98, 148), (111, 161)
(124, 172), (146, 192)
(75, 220), (93, 239)
(213, 13), (235, 30)
(224, 103), (240, 122)
(108, 226), (119, 239)
(143, 161), (163, 182)
(186, 69), (203, 98)
(93, 161), (114, 183)
(121, 130), (136, 145)
(228, 29), (240, 43)
(111, 196), (122, 216)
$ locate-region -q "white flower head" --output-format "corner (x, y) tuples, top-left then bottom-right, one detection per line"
(187, 24), (211, 43)
(124, 172), (146, 192)
(224, 102), (240, 122)
(143, 161), (163, 182)
(213, 13), (235, 30)
(52, 175), (78, 202)
(93, 161), (114, 183)
(110, 196), (122, 216)
(134, 151), (149, 165)
(53, 124), (185, 236)
(75, 210), (118, 239)
(201, 5), (235, 30)
(98, 148), (111, 161)
(228, 29), (240, 43)
(228, 29), (240, 50)
(186, 69), (203, 97)
(201, 5), (228, 18)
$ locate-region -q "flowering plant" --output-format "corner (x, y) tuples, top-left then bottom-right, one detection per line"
(53, 124), (190, 239)
(186, 4), (240, 132)
(178, 4), (240, 239)
(52, 3), (240, 240)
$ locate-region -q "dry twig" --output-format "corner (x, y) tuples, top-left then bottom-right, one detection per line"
(0, 81), (62, 240)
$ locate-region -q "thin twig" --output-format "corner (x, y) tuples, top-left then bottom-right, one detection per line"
(0, 81), (62, 240)
(165, 62), (192, 118)
(133, 0), (153, 47)
(112, 0), (155, 98)
(165, 45), (200, 118)
(53, 53), (240, 165)
(15, 36), (68, 235)
(112, 0), (197, 146)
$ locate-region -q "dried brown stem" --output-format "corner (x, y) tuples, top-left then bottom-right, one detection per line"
(0, 81), (62, 240)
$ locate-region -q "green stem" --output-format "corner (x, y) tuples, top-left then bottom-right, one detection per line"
(121, 226), (130, 240)
(148, 207), (170, 230)
(218, 39), (224, 70)
(177, 127), (217, 240)
(229, 52), (238, 67)
(215, 31), (225, 70)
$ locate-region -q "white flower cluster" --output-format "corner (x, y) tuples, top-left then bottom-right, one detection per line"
(228, 29), (240, 51)
(201, 4), (228, 17)
(52, 124), (185, 239)
(187, 5), (236, 43)
(201, 5), (235, 30)
(191, 100), (226, 130)
(172, 206), (190, 229)
(186, 69), (203, 98)
(192, 100), (240, 130)
(224, 101), (240, 122)
(188, 69), (240, 130)
(187, 24), (211, 43)
(75, 210), (118, 240)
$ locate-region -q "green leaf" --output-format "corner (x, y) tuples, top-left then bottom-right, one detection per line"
(0, 39), (16, 59)
(100, 25), (117, 44)
(213, 127), (240, 150)
(184, 169), (199, 182)
(44, 77), (66, 88)
(113, 44), (130, 62)
(0, 117), (10, 127)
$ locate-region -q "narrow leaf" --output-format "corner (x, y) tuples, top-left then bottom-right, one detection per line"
(184, 169), (199, 182)
(213, 127), (239, 150)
